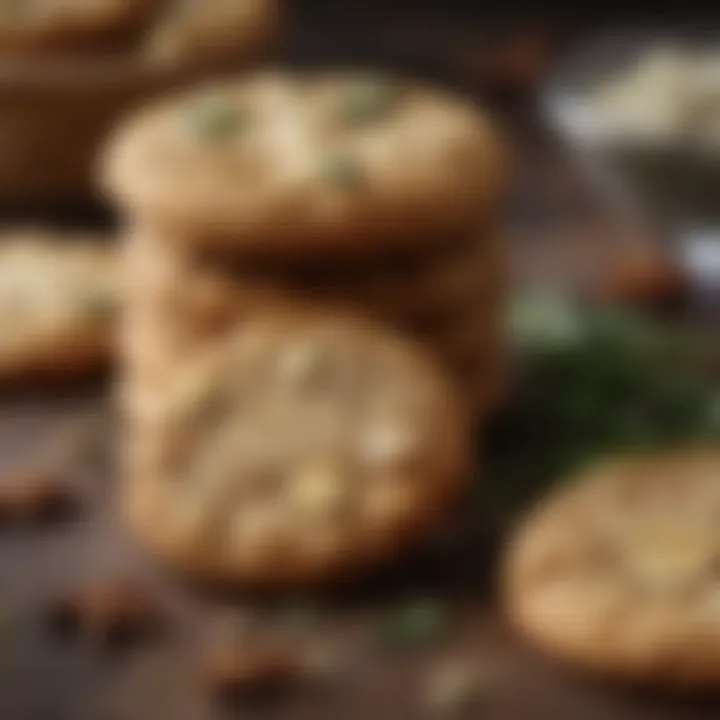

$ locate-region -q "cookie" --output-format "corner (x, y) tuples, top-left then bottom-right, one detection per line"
(0, 0), (156, 56)
(124, 309), (471, 588)
(504, 449), (720, 686)
(143, 0), (280, 67)
(0, 230), (117, 380)
(103, 71), (508, 253)
(123, 226), (505, 338)
(120, 269), (505, 417)
(119, 230), (506, 422)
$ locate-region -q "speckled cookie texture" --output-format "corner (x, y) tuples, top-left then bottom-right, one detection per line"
(125, 310), (472, 588)
(0, 230), (117, 380)
(102, 71), (508, 253)
(504, 449), (720, 686)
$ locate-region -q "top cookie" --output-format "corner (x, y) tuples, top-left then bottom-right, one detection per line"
(125, 309), (471, 587)
(0, 0), (154, 56)
(504, 449), (720, 686)
(103, 71), (507, 254)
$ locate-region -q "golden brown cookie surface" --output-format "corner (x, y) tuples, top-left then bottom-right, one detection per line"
(103, 71), (507, 253)
(504, 449), (720, 686)
(0, 230), (117, 380)
(125, 310), (471, 588)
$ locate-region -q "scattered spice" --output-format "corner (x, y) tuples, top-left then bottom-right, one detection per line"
(376, 597), (450, 650)
(300, 641), (346, 683)
(201, 643), (301, 698)
(41, 413), (101, 470)
(426, 659), (492, 716)
(597, 249), (685, 306)
(341, 77), (399, 125)
(0, 471), (77, 525)
(47, 581), (164, 646)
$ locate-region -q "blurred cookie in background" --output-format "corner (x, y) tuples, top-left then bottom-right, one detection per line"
(0, 230), (117, 382)
(143, 0), (281, 68)
(504, 449), (720, 686)
(0, 1), (283, 207)
(0, 0), (158, 57)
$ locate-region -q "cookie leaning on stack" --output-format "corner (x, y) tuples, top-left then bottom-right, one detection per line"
(504, 449), (720, 686)
(103, 70), (510, 420)
(125, 309), (472, 588)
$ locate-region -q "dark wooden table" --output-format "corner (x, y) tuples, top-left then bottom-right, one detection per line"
(0, 10), (716, 720)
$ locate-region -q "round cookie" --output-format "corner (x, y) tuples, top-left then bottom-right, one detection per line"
(125, 310), (471, 588)
(103, 71), (508, 253)
(0, 0), (156, 56)
(504, 449), (720, 686)
(143, 0), (280, 67)
(0, 230), (118, 380)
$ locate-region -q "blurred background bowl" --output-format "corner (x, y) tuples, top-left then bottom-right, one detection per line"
(544, 28), (720, 234)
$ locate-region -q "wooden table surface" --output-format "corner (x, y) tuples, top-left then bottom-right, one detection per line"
(0, 10), (716, 720)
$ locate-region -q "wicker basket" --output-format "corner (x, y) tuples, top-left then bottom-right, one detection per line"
(0, 36), (276, 207)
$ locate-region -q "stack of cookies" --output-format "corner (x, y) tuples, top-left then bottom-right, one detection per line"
(101, 70), (508, 587)
(104, 71), (509, 419)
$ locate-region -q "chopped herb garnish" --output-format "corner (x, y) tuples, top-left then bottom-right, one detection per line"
(376, 597), (449, 650)
(340, 77), (399, 125)
(186, 100), (249, 141)
(320, 155), (364, 189)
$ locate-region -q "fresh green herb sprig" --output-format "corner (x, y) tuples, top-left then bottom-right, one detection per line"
(340, 77), (399, 125)
(484, 298), (720, 511)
